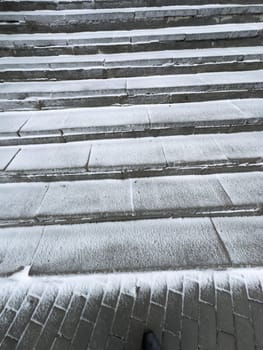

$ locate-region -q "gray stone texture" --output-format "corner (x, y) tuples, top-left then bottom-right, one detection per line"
(0, 0), (262, 348)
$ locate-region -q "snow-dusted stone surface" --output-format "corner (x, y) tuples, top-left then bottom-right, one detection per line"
(0, 0), (262, 348)
(1, 70), (263, 111)
(1, 0), (262, 11)
(0, 148), (18, 171)
(1, 23), (263, 58)
(1, 46), (263, 82)
(2, 5), (263, 33)
(25, 218), (231, 274)
(0, 172), (262, 226)
(0, 226), (43, 276)
(218, 172), (263, 205)
(36, 178), (133, 222)
(6, 141), (92, 173)
(213, 216), (263, 265)
(0, 216), (262, 276)
(0, 182), (49, 221)
(0, 98), (262, 146)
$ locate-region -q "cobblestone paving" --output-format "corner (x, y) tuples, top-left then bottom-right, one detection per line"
(0, 268), (262, 350)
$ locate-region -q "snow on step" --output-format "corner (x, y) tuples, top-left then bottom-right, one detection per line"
(1, 69), (263, 111)
(0, 0), (262, 11)
(0, 216), (263, 276)
(2, 5), (263, 33)
(2, 46), (263, 82)
(1, 23), (263, 57)
(0, 172), (262, 226)
(2, 46), (263, 70)
(1, 132), (262, 180)
(1, 98), (262, 145)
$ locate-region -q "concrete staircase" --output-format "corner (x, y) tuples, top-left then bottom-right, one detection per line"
(0, 0), (262, 349)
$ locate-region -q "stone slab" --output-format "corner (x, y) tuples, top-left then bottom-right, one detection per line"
(0, 112), (29, 136)
(148, 99), (246, 126)
(213, 131), (263, 160)
(232, 98), (263, 119)
(0, 77), (127, 99)
(162, 134), (227, 165)
(212, 216), (263, 265)
(7, 141), (91, 172)
(0, 226), (42, 276)
(132, 174), (232, 214)
(218, 172), (263, 206)
(88, 138), (166, 171)
(37, 178), (132, 219)
(0, 182), (48, 220)
(18, 105), (149, 137)
(30, 217), (229, 275)
(0, 147), (19, 171)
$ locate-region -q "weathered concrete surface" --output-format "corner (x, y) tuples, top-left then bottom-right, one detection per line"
(0, 269), (262, 349)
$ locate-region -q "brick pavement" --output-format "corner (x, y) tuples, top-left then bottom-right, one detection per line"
(0, 268), (262, 350)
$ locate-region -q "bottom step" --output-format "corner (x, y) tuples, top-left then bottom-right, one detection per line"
(0, 216), (262, 276)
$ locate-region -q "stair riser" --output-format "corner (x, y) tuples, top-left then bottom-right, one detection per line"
(1, 161), (262, 183)
(2, 36), (262, 57)
(2, 61), (263, 82)
(2, 14), (263, 33)
(2, 122), (263, 146)
(1, 206), (261, 229)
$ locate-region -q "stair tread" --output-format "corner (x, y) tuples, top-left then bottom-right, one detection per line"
(1, 22), (263, 43)
(0, 132), (262, 182)
(1, 98), (262, 143)
(0, 172), (262, 227)
(1, 46), (263, 68)
(1, 215), (262, 276)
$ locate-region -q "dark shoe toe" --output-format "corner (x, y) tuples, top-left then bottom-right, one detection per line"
(142, 331), (160, 350)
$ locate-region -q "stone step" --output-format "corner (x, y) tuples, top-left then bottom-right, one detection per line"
(1, 99), (262, 146)
(1, 131), (262, 182)
(2, 5), (263, 33)
(1, 22), (263, 57)
(0, 171), (262, 227)
(1, 70), (263, 111)
(1, 46), (263, 81)
(1, 0), (262, 11)
(0, 216), (262, 276)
